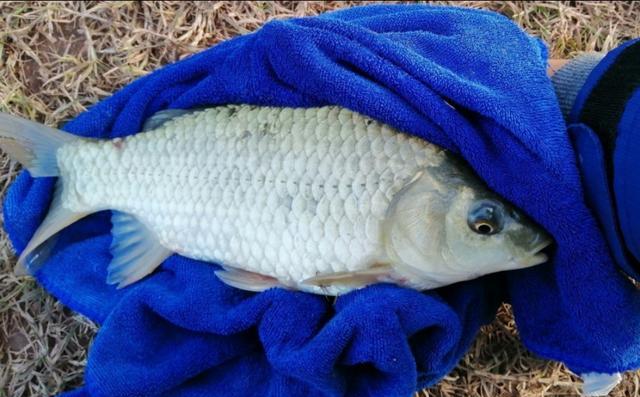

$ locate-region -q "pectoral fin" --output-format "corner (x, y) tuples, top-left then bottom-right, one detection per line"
(302, 263), (392, 288)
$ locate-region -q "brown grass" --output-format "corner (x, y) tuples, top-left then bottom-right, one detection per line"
(1, 2), (640, 396)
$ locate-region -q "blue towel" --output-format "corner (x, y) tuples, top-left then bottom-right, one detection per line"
(4, 5), (640, 397)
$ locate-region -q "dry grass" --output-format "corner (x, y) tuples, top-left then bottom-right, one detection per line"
(1, 2), (639, 396)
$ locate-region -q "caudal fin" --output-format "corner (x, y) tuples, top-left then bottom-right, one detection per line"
(14, 180), (92, 276)
(0, 112), (79, 177)
(0, 112), (92, 275)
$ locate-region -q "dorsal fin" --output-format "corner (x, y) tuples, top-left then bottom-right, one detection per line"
(107, 211), (172, 288)
(142, 108), (199, 132)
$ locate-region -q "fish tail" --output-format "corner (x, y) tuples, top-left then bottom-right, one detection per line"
(14, 180), (93, 277)
(0, 112), (80, 177)
(0, 112), (93, 276)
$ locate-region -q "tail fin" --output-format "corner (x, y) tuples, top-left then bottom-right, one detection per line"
(14, 180), (92, 276)
(0, 112), (79, 177)
(0, 112), (92, 275)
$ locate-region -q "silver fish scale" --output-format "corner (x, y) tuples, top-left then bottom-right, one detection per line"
(57, 105), (443, 288)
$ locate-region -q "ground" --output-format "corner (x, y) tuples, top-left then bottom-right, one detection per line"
(1, 2), (639, 396)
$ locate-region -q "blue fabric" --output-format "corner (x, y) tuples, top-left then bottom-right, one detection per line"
(615, 86), (640, 268)
(569, 39), (638, 122)
(4, 4), (640, 397)
(567, 123), (636, 282)
(566, 38), (640, 279)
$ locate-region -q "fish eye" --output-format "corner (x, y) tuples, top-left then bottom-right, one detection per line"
(474, 222), (495, 235)
(467, 200), (504, 236)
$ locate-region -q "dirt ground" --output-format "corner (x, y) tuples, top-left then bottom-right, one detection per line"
(1, 2), (640, 396)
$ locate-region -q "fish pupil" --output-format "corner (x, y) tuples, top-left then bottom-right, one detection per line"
(476, 223), (494, 235)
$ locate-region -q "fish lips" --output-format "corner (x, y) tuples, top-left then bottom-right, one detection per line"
(519, 239), (553, 267)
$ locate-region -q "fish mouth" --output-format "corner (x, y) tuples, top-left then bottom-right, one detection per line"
(520, 238), (553, 267)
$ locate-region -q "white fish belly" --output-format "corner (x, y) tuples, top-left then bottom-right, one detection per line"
(57, 106), (441, 287)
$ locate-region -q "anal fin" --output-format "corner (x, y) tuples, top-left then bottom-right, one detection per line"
(107, 211), (171, 288)
(214, 266), (286, 292)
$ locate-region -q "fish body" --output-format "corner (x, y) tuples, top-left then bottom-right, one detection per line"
(0, 105), (551, 295)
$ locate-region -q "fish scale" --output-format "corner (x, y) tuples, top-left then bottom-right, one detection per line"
(56, 105), (434, 291)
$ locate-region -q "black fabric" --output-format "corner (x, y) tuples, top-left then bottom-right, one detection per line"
(579, 40), (640, 168)
(576, 40), (640, 274)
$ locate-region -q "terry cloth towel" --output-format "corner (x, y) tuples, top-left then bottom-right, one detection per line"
(4, 5), (640, 397)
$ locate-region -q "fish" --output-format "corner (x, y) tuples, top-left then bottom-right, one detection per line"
(0, 105), (551, 295)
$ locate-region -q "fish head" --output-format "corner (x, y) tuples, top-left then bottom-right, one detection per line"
(442, 186), (552, 277)
(383, 158), (552, 287)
